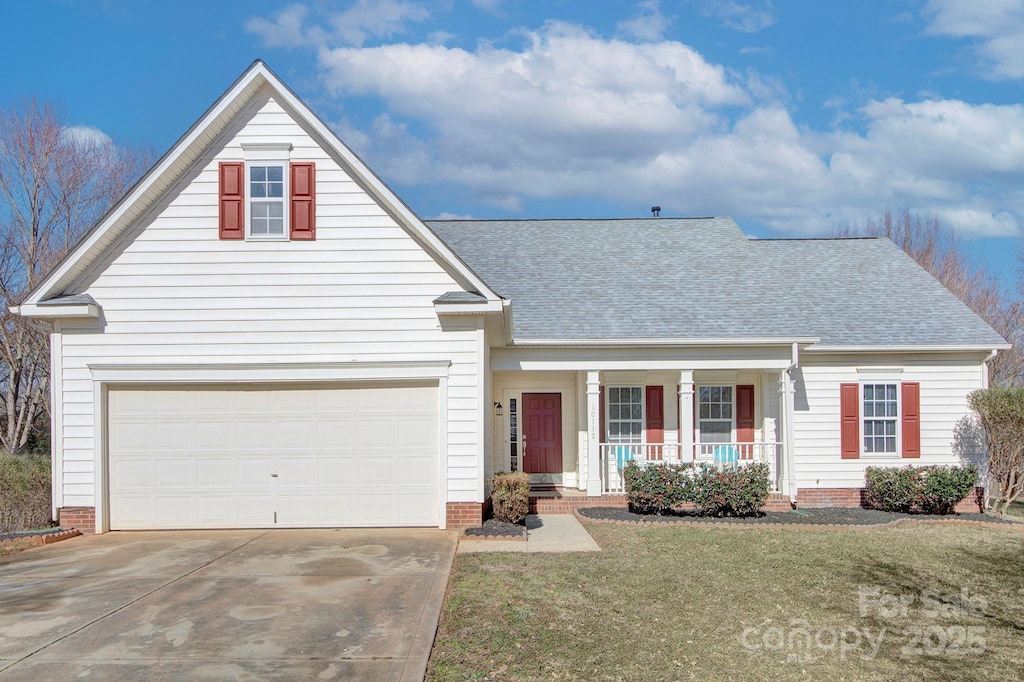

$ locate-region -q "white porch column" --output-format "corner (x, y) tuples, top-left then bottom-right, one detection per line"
(780, 369), (797, 501)
(586, 371), (602, 496)
(678, 370), (694, 462)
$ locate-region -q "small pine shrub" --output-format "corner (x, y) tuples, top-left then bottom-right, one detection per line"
(0, 455), (52, 532)
(691, 463), (771, 517)
(490, 471), (530, 524)
(623, 462), (694, 515)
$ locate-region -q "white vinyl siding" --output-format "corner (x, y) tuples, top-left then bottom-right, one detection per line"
(791, 354), (987, 489)
(54, 88), (482, 512)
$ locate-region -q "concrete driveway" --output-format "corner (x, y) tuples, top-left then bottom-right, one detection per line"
(0, 528), (456, 681)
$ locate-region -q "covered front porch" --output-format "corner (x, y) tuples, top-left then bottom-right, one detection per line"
(490, 342), (803, 502)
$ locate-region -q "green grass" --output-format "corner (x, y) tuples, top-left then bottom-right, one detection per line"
(428, 521), (1024, 681)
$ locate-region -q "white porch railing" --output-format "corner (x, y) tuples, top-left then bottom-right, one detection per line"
(599, 441), (782, 494)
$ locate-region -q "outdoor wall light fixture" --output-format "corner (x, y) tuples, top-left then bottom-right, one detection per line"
(494, 401), (503, 416)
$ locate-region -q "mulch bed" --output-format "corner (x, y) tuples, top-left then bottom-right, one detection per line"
(462, 518), (527, 540)
(578, 506), (1016, 528)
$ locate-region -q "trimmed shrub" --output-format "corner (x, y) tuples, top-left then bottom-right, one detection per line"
(691, 463), (771, 517)
(491, 471), (530, 524)
(0, 455), (52, 532)
(623, 462), (694, 515)
(864, 466), (921, 513)
(920, 465), (978, 515)
(864, 465), (977, 515)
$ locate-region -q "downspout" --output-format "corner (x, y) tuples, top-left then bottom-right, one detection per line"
(783, 342), (799, 503)
(982, 349), (998, 389)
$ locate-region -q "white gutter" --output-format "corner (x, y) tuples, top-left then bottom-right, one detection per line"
(804, 344), (1012, 353)
(512, 336), (819, 348)
(783, 342), (799, 504)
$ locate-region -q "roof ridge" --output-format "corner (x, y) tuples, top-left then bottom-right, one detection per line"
(426, 216), (722, 223)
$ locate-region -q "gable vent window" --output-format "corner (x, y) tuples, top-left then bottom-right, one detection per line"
(249, 165), (286, 237)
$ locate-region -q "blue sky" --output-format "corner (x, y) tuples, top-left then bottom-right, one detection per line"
(4, 0), (1024, 286)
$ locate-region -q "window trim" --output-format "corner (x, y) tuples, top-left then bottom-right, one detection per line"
(695, 384), (736, 444)
(605, 385), (645, 444)
(860, 382), (901, 458)
(241, 143), (292, 242)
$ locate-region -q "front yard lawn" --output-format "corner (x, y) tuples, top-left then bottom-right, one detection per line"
(428, 520), (1024, 681)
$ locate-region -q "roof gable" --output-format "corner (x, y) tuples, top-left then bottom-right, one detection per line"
(22, 61), (498, 307)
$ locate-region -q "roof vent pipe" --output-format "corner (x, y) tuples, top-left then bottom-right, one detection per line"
(651, 206), (661, 218)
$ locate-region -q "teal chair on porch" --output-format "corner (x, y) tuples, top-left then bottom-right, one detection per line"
(712, 444), (739, 465)
(615, 445), (636, 490)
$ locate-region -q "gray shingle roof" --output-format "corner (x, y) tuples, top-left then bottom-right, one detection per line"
(433, 291), (487, 304)
(426, 217), (1006, 347)
(38, 293), (98, 306)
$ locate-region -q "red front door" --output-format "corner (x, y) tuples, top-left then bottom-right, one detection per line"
(522, 393), (562, 474)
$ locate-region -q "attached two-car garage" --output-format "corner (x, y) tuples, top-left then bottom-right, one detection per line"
(106, 383), (440, 530)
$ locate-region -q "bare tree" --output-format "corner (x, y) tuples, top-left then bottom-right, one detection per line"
(0, 98), (150, 455)
(836, 209), (1024, 387)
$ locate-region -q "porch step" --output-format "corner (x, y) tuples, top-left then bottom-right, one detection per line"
(529, 492), (627, 514)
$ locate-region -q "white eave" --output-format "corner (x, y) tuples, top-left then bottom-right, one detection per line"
(17, 60), (501, 309)
(510, 336), (820, 348)
(433, 300), (505, 315)
(11, 302), (100, 319)
(803, 343), (1012, 353)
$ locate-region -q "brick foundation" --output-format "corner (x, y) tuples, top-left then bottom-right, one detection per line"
(954, 487), (985, 514)
(57, 506), (96, 534)
(446, 502), (486, 529)
(796, 488), (866, 509)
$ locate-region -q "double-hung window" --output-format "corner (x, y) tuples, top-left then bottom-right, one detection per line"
(606, 387), (643, 443)
(698, 386), (733, 443)
(248, 164), (286, 238)
(862, 383), (898, 455)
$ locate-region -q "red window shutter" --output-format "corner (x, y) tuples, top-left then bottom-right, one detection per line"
(645, 386), (664, 444)
(290, 162), (316, 240)
(218, 162), (244, 240)
(736, 385), (755, 444)
(901, 382), (921, 459)
(599, 386), (605, 443)
(840, 383), (860, 459)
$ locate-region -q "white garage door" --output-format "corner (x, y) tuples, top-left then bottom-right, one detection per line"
(107, 383), (439, 529)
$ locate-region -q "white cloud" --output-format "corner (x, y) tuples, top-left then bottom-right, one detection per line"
(246, 1), (431, 48)
(246, 11), (1024, 237)
(618, 0), (671, 42)
(329, 0), (431, 46)
(924, 0), (1024, 80)
(432, 211), (475, 219)
(699, 0), (776, 34)
(245, 4), (309, 48)
(61, 125), (113, 148)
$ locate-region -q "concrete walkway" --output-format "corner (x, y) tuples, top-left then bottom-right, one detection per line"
(0, 528), (456, 681)
(458, 514), (601, 553)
